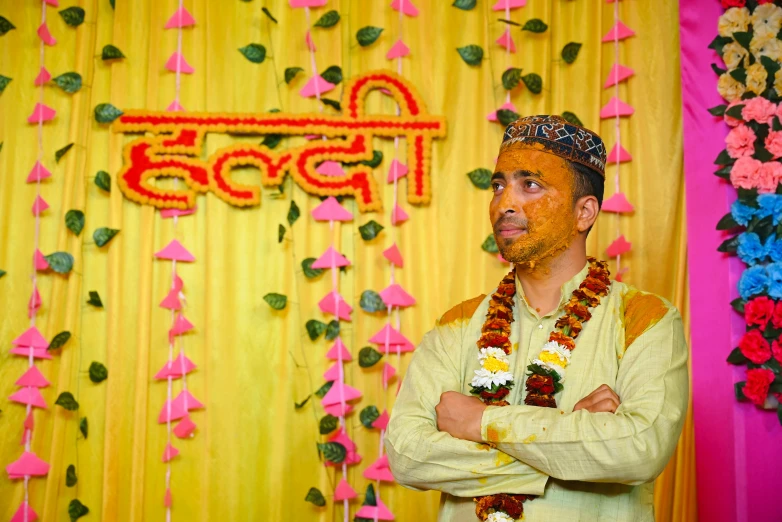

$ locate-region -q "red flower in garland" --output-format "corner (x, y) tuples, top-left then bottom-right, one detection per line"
(772, 301), (782, 329)
(743, 368), (775, 406)
(738, 329), (772, 364)
(773, 339), (782, 364)
(526, 374), (555, 395)
(758, 0), (774, 4)
(720, 0), (746, 7)
(746, 296), (774, 330)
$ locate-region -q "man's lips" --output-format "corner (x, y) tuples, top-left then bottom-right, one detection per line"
(496, 227), (527, 238)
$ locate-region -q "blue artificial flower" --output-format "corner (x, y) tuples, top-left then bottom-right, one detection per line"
(739, 265), (769, 300)
(767, 235), (782, 263)
(757, 194), (782, 225)
(767, 262), (782, 299)
(731, 200), (756, 227)
(737, 232), (767, 265)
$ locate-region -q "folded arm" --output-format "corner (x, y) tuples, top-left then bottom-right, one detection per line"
(480, 307), (689, 485)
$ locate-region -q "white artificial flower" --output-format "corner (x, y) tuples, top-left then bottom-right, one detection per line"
(541, 341), (571, 363)
(486, 512), (516, 522)
(751, 3), (782, 39)
(471, 368), (514, 389)
(532, 359), (566, 382)
(478, 347), (509, 365)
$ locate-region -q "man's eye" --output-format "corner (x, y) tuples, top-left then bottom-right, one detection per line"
(525, 180), (541, 189)
(492, 182), (504, 192)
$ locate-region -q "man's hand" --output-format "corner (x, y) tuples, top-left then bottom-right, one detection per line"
(435, 391), (487, 442)
(573, 384), (621, 413)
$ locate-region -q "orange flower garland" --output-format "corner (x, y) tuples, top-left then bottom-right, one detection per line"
(472, 258), (611, 522)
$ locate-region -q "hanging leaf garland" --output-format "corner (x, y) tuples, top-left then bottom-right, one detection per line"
(319, 414), (339, 435)
(306, 319), (327, 340)
(88, 362), (108, 383)
(325, 320), (340, 341)
(87, 291), (103, 307)
(93, 227), (119, 247)
(59, 7), (85, 27)
(56, 143), (75, 162)
(261, 7), (277, 24)
(239, 43), (267, 63)
(452, 0), (477, 10)
(65, 210), (85, 236)
(497, 108), (520, 126)
(356, 26), (383, 47)
(45, 252), (75, 274)
(314, 10), (340, 28)
(287, 200), (300, 226)
(285, 67), (304, 84)
(358, 220), (384, 240)
(562, 111), (584, 126)
(467, 168), (492, 189)
(314, 381), (334, 398)
(263, 293), (287, 310)
(360, 290), (386, 313)
(305, 487), (327, 507)
(522, 73), (543, 94)
(278, 224), (286, 243)
(79, 417), (88, 438)
(317, 441), (347, 464)
(95, 170), (111, 191)
(68, 499), (89, 521)
(54, 72), (82, 93)
(501, 68), (523, 90)
(359, 405), (380, 428)
(0, 75), (11, 93)
(48, 331), (72, 351)
(302, 258), (324, 279)
(55, 392), (79, 411)
(522, 19), (548, 33)
(94, 103), (123, 123)
(358, 346), (382, 368)
(561, 42), (582, 64)
(457, 45), (483, 66)
(101, 44), (125, 60)
(321, 65), (342, 85)
(66, 464), (78, 487)
(0, 16), (15, 36)
(482, 234), (499, 254)
(320, 98), (341, 112)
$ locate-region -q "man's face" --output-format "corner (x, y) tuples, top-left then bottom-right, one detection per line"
(490, 147), (579, 267)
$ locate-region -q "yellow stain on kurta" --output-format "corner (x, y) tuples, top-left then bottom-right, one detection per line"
(485, 425), (508, 443)
(494, 451), (515, 466)
(522, 434), (537, 444)
(475, 443), (491, 451)
(437, 294), (486, 326)
(622, 289), (670, 351)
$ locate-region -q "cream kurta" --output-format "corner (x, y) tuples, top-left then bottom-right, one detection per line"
(385, 263), (688, 522)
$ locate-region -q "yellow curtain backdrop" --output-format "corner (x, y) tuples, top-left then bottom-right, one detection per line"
(0, 0), (695, 521)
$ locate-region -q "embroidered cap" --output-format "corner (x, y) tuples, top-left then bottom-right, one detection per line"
(500, 115), (607, 179)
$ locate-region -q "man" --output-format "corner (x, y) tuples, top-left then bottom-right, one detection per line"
(385, 115), (688, 522)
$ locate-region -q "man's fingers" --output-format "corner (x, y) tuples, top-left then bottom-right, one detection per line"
(573, 386), (620, 412)
(589, 397), (619, 413)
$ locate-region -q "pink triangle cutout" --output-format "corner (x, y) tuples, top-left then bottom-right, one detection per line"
(322, 382), (362, 406)
(391, 204), (409, 226)
(387, 159), (408, 183)
(155, 353), (197, 379)
(13, 326), (49, 349)
(160, 289), (182, 310)
(316, 160), (345, 177)
(34, 249), (49, 271)
(602, 21), (635, 42)
(326, 339), (353, 361)
(37, 23), (56, 46)
(607, 143), (632, 163)
(311, 246), (351, 269)
(387, 39), (410, 60)
(10, 502), (38, 522)
(27, 103), (56, 124)
(604, 63), (635, 88)
(174, 414), (197, 438)
(334, 478), (358, 501)
(162, 443), (179, 462)
(174, 389), (205, 411)
(369, 324), (410, 346)
(155, 239), (195, 262)
(28, 285), (42, 318)
(492, 0), (526, 9)
(383, 243), (404, 267)
(32, 195), (49, 216)
(380, 283), (416, 308)
(171, 313), (194, 335)
(355, 499), (395, 521)
(496, 29), (516, 53)
(606, 235), (632, 258)
(312, 197), (354, 222)
(299, 75), (336, 98)
(34, 67), (51, 86)
(363, 454), (395, 482)
(306, 30), (317, 52)
(324, 402), (353, 417)
(318, 290), (353, 321)
(9, 347), (52, 360)
(166, 100), (187, 112)
(160, 205), (196, 218)
(165, 52), (195, 74)
(289, 0), (328, 6)
(382, 363), (397, 387)
(599, 96), (634, 119)
(323, 362), (342, 381)
(6, 451), (50, 478)
(9, 387), (47, 409)
(164, 488), (173, 507)
(16, 367), (50, 388)
(372, 409), (390, 430)
(391, 0), (419, 16)
(165, 6), (196, 28)
(27, 161), (52, 183)
(601, 192), (634, 213)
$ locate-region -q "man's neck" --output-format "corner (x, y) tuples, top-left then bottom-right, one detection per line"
(514, 250), (587, 316)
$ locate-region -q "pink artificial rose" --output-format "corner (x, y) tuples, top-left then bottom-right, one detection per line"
(726, 124), (757, 158)
(730, 156), (762, 190)
(766, 130), (782, 159)
(756, 161), (782, 193)
(742, 97), (776, 125)
(725, 100), (744, 127)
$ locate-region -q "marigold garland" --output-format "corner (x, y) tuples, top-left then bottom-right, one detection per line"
(471, 258), (611, 521)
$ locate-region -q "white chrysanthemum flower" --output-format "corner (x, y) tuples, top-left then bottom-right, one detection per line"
(718, 7), (750, 38)
(478, 347), (509, 365)
(752, 3), (782, 39)
(541, 341), (571, 363)
(486, 512), (516, 522)
(470, 368), (514, 389)
(532, 359), (566, 382)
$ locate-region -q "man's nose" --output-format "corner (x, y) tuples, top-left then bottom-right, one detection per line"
(498, 187), (519, 214)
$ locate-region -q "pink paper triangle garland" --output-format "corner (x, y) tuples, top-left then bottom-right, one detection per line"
(391, 204), (409, 226)
(166, 100), (187, 112)
(316, 160), (345, 177)
(27, 161), (52, 183)
(34, 67), (51, 86)
(299, 75), (336, 98)
(9, 347), (52, 360)
(603, 63), (635, 88)
(318, 290), (353, 321)
(372, 409), (390, 430)
(28, 285), (42, 318)
(10, 503), (38, 522)
(165, 52), (195, 74)
(8, 387), (48, 409)
(160, 205), (196, 218)
(155, 239), (195, 262)
(606, 143), (632, 164)
(369, 324), (410, 346)
(355, 499), (395, 520)
(386, 39), (410, 60)
(160, 289), (182, 310)
(601, 192), (635, 213)
(326, 339), (353, 361)
(306, 30), (317, 52)
(387, 159), (408, 183)
(171, 313), (194, 335)
(601, 21), (635, 42)
(165, 6), (196, 28)
(390, 0), (419, 16)
(16, 366), (50, 388)
(383, 243), (404, 267)
(27, 103), (56, 124)
(312, 196), (354, 222)
(311, 246), (351, 269)
(599, 96), (634, 119)
(155, 353), (197, 379)
(174, 414), (197, 438)
(6, 451), (50, 478)
(162, 443), (179, 462)
(380, 283), (416, 308)
(323, 362), (342, 381)
(289, 0), (328, 6)
(32, 195), (49, 216)
(13, 326), (49, 349)
(322, 382), (363, 406)
(496, 29), (516, 53)
(324, 402), (354, 417)
(37, 23), (56, 46)
(606, 235), (632, 258)
(492, 0), (526, 10)
(34, 249), (49, 271)
(334, 478), (358, 501)
(382, 363), (397, 387)
(164, 488), (173, 507)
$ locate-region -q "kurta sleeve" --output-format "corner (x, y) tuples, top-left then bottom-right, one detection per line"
(385, 319), (549, 497)
(479, 306), (689, 485)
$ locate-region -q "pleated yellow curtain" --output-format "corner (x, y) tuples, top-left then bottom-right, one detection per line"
(0, 0), (695, 520)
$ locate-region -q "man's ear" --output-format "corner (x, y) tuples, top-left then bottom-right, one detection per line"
(576, 195), (600, 233)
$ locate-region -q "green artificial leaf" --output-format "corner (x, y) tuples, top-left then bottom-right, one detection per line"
(522, 18), (548, 32)
(262, 134), (283, 149)
(317, 441), (346, 464)
(261, 7), (277, 23)
(761, 55), (781, 78)
(778, 403), (782, 426)
(717, 235), (740, 253)
(360, 290), (386, 313)
(734, 31), (752, 52)
(482, 234), (499, 254)
(497, 109), (520, 126)
(314, 10), (340, 28)
(95, 170), (111, 192)
(708, 35), (733, 55)
(358, 346), (382, 368)
(360, 150), (383, 168)
(730, 298), (746, 314)
(467, 168), (492, 189)
(712, 165), (731, 179)
(94, 103), (123, 124)
(305, 487), (327, 507)
(56, 392), (79, 411)
(325, 320), (340, 341)
(287, 200), (300, 226)
(278, 224), (285, 243)
(714, 149), (734, 165)
(89, 361), (108, 383)
(110, 0), (114, 8)
(93, 227), (119, 247)
(730, 68), (747, 84)
(321, 65), (342, 85)
(239, 43), (266, 63)
(65, 210), (85, 236)
(45, 252), (75, 274)
(321, 98), (341, 111)
(561, 111), (583, 126)
(79, 417), (88, 438)
(294, 395), (311, 409)
(457, 44), (483, 66)
(56, 143), (75, 163)
(48, 331), (72, 351)
(712, 63), (727, 76)
(359, 220), (384, 240)
(716, 212), (739, 230)
(735, 381), (747, 401)
(0, 16), (15, 36)
(363, 484), (377, 506)
(302, 258), (324, 279)
(319, 414), (339, 435)
(314, 381), (333, 398)
(306, 319), (327, 340)
(68, 499), (89, 522)
(708, 105), (728, 117)
(0, 75), (10, 93)
(497, 18), (520, 26)
(284, 67), (304, 84)
(452, 0), (476, 10)
(66, 464), (78, 487)
(0, 269), (5, 278)
(357, 26), (383, 47)
(502, 67), (523, 90)
(263, 292), (287, 310)
(561, 42), (582, 64)
(359, 405), (380, 428)
(101, 44), (125, 60)
(59, 7), (85, 27)
(726, 347), (749, 365)
(522, 73), (543, 94)
(54, 72), (83, 93)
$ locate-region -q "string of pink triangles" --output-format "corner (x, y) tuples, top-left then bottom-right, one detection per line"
(601, 0), (636, 282)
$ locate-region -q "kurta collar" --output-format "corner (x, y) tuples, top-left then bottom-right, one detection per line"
(514, 261), (590, 319)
